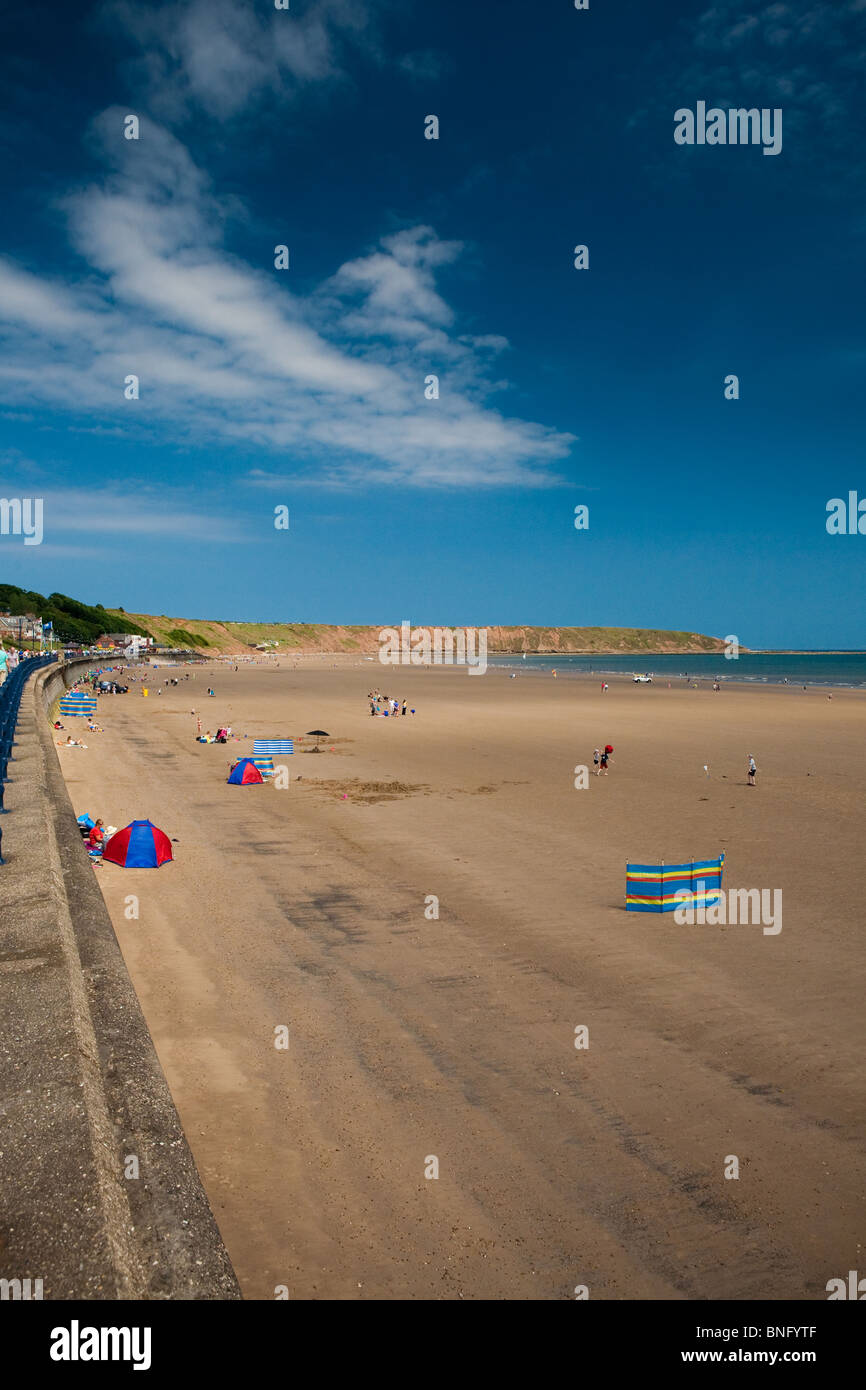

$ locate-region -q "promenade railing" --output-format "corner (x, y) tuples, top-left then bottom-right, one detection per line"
(0, 653), (58, 862)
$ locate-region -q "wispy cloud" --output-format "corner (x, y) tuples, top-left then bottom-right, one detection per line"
(103, 0), (384, 121)
(627, 0), (866, 190)
(1, 482), (247, 544)
(0, 114), (575, 488)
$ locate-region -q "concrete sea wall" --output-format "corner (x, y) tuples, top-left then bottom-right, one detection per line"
(0, 659), (240, 1299)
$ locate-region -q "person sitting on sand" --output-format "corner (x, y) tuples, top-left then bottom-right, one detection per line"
(88, 819), (105, 850)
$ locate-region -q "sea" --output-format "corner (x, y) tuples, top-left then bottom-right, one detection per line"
(485, 652), (866, 689)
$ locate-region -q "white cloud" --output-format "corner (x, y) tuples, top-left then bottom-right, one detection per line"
(105, 0), (381, 121)
(40, 486), (244, 542)
(628, 0), (865, 191)
(0, 115), (575, 489)
(397, 49), (451, 82)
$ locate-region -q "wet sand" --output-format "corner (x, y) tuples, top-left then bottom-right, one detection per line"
(55, 661), (866, 1299)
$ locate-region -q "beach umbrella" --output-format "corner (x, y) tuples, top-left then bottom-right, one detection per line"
(306, 729), (330, 753)
(103, 819), (173, 868)
(227, 757), (264, 785)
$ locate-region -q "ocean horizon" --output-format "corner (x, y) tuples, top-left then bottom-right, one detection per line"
(486, 651), (866, 688)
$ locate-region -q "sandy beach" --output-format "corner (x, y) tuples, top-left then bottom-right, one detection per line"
(54, 660), (866, 1300)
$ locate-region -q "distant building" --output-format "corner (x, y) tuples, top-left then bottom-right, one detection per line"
(121, 634), (153, 656)
(98, 632), (153, 649)
(0, 613), (42, 641)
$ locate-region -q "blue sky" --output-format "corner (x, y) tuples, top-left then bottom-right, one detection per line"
(0, 0), (864, 646)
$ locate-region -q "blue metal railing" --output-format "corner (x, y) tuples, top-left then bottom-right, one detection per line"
(0, 654), (58, 862)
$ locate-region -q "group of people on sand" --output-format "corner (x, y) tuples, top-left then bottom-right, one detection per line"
(368, 690), (414, 718)
(54, 719), (102, 735)
(589, 743), (759, 786)
(77, 814), (117, 856)
(197, 725), (233, 744)
(593, 745), (614, 776)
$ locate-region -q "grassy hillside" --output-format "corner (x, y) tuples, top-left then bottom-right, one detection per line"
(0, 582), (733, 655)
(106, 611), (732, 657)
(0, 581), (739, 656)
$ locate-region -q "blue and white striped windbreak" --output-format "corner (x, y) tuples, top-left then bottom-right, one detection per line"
(253, 739), (293, 755)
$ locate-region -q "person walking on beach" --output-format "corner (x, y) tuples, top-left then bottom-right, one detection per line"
(401, 699), (407, 716)
(599, 749), (609, 776)
(593, 748), (601, 776)
(747, 754), (757, 786)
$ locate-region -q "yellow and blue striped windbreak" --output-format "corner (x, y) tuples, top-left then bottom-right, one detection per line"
(59, 692), (97, 716)
(626, 852), (725, 912)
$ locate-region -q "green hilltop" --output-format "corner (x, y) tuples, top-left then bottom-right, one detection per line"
(0, 583), (149, 645)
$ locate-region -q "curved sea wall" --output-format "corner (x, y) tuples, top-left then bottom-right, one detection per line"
(0, 659), (240, 1299)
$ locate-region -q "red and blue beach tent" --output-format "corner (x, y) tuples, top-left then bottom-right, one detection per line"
(227, 758), (264, 785)
(103, 819), (173, 868)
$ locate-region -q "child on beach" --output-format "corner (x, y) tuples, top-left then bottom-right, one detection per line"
(747, 754), (757, 786)
(593, 748), (600, 775)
